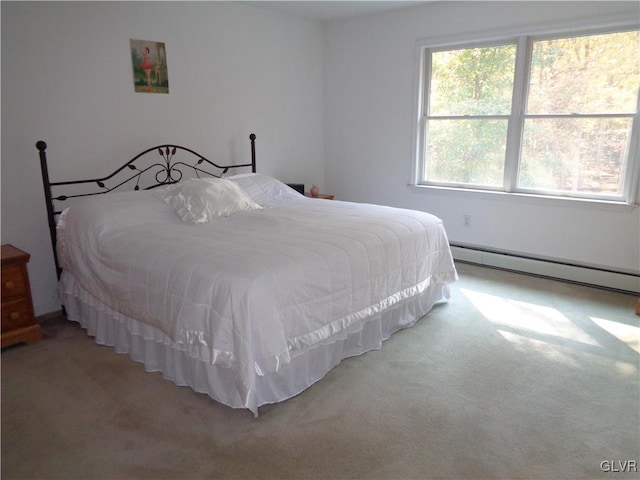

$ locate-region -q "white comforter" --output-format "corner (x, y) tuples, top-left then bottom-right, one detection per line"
(57, 174), (457, 413)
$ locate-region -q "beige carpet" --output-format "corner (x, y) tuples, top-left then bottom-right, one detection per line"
(2, 263), (639, 479)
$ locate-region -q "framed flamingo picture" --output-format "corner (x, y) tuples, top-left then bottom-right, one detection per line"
(130, 39), (169, 94)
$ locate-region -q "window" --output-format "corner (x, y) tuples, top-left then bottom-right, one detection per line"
(417, 28), (640, 203)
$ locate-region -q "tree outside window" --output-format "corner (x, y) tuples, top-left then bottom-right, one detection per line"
(419, 29), (639, 202)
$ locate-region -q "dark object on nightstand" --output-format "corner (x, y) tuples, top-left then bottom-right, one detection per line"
(287, 183), (305, 195)
(1, 244), (42, 348)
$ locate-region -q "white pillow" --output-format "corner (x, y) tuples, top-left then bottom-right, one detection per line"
(227, 173), (303, 205)
(155, 177), (262, 223)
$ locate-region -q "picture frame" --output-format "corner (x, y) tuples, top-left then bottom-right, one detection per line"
(130, 39), (169, 94)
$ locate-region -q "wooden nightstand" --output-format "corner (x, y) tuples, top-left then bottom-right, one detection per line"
(305, 193), (335, 200)
(1, 244), (42, 348)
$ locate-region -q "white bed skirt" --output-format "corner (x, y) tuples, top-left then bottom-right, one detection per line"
(59, 273), (450, 416)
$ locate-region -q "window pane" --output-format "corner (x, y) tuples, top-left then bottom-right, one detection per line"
(424, 119), (507, 186)
(528, 31), (640, 114)
(518, 117), (632, 195)
(430, 44), (516, 116)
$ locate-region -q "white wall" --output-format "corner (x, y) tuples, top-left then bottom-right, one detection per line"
(3, 1), (638, 316)
(1, 1), (325, 315)
(324, 1), (640, 276)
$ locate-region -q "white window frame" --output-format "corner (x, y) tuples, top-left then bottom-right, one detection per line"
(413, 19), (640, 205)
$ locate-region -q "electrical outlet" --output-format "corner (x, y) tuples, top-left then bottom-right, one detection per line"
(463, 214), (471, 227)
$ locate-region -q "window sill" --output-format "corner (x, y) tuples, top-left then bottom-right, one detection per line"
(408, 184), (639, 212)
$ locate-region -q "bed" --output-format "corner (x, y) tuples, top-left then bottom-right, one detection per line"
(37, 134), (458, 416)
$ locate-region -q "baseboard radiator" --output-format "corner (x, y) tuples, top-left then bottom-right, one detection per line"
(450, 244), (640, 295)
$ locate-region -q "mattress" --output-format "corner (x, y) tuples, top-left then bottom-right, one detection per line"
(56, 173), (458, 415)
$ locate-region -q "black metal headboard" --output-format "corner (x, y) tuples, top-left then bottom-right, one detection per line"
(37, 133), (257, 278)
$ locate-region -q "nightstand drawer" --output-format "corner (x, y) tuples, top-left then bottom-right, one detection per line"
(1, 298), (33, 332)
(1, 265), (28, 300)
(1, 244), (41, 347)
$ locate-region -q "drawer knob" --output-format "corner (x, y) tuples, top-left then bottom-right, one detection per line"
(10, 311), (20, 320)
(4, 280), (15, 289)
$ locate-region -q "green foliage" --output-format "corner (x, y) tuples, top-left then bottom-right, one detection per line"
(427, 119), (506, 186)
(431, 44), (516, 116)
(424, 30), (639, 196)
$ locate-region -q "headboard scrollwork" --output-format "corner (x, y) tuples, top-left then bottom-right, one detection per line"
(38, 134), (257, 278)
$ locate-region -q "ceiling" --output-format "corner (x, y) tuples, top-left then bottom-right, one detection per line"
(243, 1), (433, 22)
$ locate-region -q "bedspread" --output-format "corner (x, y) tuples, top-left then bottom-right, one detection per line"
(56, 174), (457, 413)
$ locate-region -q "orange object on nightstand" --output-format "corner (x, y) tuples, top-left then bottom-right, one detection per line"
(305, 193), (335, 200)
